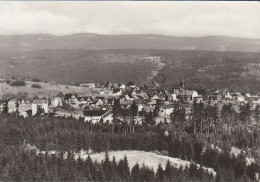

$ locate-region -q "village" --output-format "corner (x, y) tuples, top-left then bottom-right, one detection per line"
(1, 77), (260, 125)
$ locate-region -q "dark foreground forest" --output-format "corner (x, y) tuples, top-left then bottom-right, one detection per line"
(0, 100), (259, 181)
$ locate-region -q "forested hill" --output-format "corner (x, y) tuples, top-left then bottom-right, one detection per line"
(0, 34), (260, 52)
(1, 49), (260, 93)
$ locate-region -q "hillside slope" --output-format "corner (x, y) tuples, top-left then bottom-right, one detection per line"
(1, 49), (260, 93)
(0, 34), (259, 52)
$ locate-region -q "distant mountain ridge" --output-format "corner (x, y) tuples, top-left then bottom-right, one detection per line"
(0, 33), (259, 52)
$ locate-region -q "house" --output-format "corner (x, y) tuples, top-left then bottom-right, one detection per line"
(151, 94), (164, 102)
(100, 90), (105, 95)
(145, 88), (158, 98)
(0, 100), (6, 111)
(245, 93), (252, 98)
(64, 94), (78, 103)
(207, 92), (222, 101)
(113, 83), (120, 89)
(79, 82), (95, 88)
(223, 91), (232, 99)
(247, 97), (260, 109)
(231, 93), (245, 102)
(77, 97), (88, 105)
(18, 98), (27, 107)
(92, 97), (104, 107)
(8, 99), (17, 113)
(137, 104), (144, 112)
(104, 81), (113, 90)
(107, 98), (114, 105)
(161, 105), (174, 116)
(142, 104), (155, 112)
(171, 93), (178, 101)
(112, 89), (122, 96)
(126, 82), (136, 89)
(51, 97), (63, 107)
(32, 100), (48, 116)
(83, 110), (113, 124)
(194, 95), (204, 103)
(164, 91), (173, 101)
(64, 94), (79, 104)
(120, 84), (126, 90)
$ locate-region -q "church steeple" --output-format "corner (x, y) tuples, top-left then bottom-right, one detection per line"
(180, 76), (185, 90)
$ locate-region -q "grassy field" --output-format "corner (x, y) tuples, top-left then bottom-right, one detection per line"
(81, 150), (216, 175)
(0, 80), (105, 99)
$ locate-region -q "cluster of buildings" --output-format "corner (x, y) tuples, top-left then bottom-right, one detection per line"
(1, 77), (260, 124)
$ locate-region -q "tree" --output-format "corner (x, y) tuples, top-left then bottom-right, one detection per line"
(118, 156), (130, 180)
(170, 101), (186, 134)
(139, 108), (146, 133)
(102, 151), (112, 181)
(221, 103), (236, 134)
(131, 163), (140, 181)
(239, 103), (251, 126)
(130, 102), (138, 133)
(156, 163), (164, 181)
(10, 80), (26, 86)
(164, 160), (172, 180)
(254, 105), (259, 124)
(32, 84), (42, 89)
(2, 99), (9, 114)
(154, 100), (162, 117)
(56, 92), (64, 98)
(191, 101), (205, 133)
(15, 100), (19, 113)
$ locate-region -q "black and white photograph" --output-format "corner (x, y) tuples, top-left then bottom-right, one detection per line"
(0, 1), (259, 181)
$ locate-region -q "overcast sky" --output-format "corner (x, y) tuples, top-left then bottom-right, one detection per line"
(0, 1), (259, 39)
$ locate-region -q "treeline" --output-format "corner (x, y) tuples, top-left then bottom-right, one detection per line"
(0, 145), (215, 182)
(154, 51), (260, 93)
(0, 110), (259, 181)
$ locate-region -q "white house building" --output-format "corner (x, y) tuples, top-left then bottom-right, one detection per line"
(32, 100), (48, 116)
(83, 110), (113, 124)
(51, 97), (63, 107)
(79, 82), (95, 88)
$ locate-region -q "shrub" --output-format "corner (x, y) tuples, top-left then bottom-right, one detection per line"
(10, 80), (26, 86)
(5, 79), (11, 84)
(32, 78), (41, 82)
(2, 93), (16, 100)
(57, 92), (64, 98)
(17, 92), (28, 98)
(31, 84), (42, 89)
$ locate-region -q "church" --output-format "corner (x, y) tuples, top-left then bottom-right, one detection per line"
(171, 77), (198, 101)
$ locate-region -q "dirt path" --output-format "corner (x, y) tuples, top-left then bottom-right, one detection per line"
(146, 56), (165, 87)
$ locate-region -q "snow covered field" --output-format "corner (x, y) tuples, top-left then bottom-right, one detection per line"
(75, 150), (216, 176)
(26, 143), (216, 176)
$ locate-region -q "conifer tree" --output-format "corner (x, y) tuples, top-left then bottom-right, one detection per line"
(156, 163), (164, 181)
(131, 163), (140, 181)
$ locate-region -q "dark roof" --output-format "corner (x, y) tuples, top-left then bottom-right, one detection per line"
(104, 81), (112, 88)
(83, 110), (109, 117)
(77, 97), (87, 101)
(64, 94), (73, 99)
(0, 100), (5, 104)
(95, 97), (104, 101)
(172, 85), (180, 89)
(113, 83), (120, 89)
(113, 89), (121, 93)
(126, 82), (135, 86)
(64, 93), (78, 99)
(103, 110), (112, 118)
